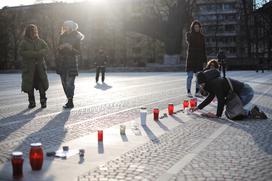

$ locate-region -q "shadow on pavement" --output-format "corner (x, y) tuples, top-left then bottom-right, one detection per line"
(142, 126), (160, 144)
(121, 134), (128, 142)
(156, 120), (169, 131)
(0, 108), (42, 142)
(94, 83), (112, 91)
(98, 142), (104, 154)
(0, 109), (71, 181)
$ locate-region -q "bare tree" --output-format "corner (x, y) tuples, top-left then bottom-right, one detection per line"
(125, 0), (197, 64)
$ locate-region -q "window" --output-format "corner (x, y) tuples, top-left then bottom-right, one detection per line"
(225, 25), (235, 32)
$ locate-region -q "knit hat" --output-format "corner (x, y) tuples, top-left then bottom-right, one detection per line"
(197, 71), (206, 84)
(63, 20), (78, 31)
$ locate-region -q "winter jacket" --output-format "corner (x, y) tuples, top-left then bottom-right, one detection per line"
(19, 37), (49, 93)
(197, 77), (245, 117)
(185, 32), (207, 72)
(94, 54), (108, 66)
(56, 31), (84, 76)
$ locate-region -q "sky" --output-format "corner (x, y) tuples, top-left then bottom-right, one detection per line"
(0, 0), (269, 9)
(0, 0), (83, 9)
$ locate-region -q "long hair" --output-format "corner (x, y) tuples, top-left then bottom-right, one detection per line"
(24, 24), (39, 39)
(190, 20), (202, 33)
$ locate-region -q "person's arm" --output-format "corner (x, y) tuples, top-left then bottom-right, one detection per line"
(70, 40), (81, 55)
(197, 93), (215, 110)
(19, 41), (39, 59)
(216, 93), (225, 117)
(186, 32), (191, 44)
(37, 39), (49, 58)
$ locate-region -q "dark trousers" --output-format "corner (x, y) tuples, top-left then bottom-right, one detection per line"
(96, 66), (105, 82)
(256, 64), (264, 73)
(60, 72), (76, 98)
(28, 66), (46, 103)
(28, 88), (46, 103)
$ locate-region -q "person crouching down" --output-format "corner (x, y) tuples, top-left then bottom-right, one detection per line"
(56, 20), (84, 109)
(191, 70), (267, 120)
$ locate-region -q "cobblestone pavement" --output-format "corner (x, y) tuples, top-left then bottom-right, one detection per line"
(76, 71), (272, 181)
(1, 71), (272, 181)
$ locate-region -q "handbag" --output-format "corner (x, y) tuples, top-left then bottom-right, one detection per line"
(225, 78), (246, 120)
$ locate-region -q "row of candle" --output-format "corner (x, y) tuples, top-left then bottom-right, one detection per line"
(11, 143), (43, 179)
(11, 98), (197, 179)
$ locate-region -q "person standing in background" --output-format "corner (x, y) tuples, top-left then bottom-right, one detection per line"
(94, 49), (108, 83)
(185, 20), (207, 98)
(56, 20), (84, 109)
(19, 24), (49, 109)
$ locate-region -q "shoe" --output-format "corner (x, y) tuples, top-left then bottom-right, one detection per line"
(260, 111), (268, 119)
(40, 98), (47, 108)
(28, 101), (36, 109)
(63, 98), (74, 109)
(251, 105), (260, 112)
(195, 92), (202, 98)
(250, 107), (267, 119)
(187, 92), (193, 98)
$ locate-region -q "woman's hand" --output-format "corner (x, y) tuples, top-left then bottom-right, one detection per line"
(202, 112), (217, 118)
(191, 107), (199, 112)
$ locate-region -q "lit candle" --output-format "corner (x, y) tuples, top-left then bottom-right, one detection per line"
(29, 143), (43, 171)
(190, 99), (196, 108)
(98, 130), (103, 142)
(183, 100), (189, 109)
(153, 108), (160, 121)
(11, 151), (24, 179)
(120, 125), (126, 135)
(168, 103), (174, 115)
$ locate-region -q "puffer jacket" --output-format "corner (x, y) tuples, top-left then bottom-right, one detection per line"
(19, 37), (49, 93)
(56, 31), (84, 76)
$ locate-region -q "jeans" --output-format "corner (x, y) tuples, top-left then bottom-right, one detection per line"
(96, 66), (105, 82)
(60, 72), (76, 98)
(187, 71), (199, 93)
(239, 83), (254, 106)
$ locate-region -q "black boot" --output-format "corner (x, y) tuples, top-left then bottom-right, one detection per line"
(63, 98), (74, 109)
(40, 98), (47, 108)
(28, 91), (36, 109)
(40, 90), (47, 108)
(28, 101), (36, 109)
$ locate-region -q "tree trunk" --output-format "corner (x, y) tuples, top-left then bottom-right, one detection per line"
(241, 0), (251, 57)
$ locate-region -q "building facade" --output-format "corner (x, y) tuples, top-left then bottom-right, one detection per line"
(194, 0), (253, 60)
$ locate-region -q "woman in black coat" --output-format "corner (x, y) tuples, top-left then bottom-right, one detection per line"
(192, 70), (267, 119)
(185, 20), (207, 98)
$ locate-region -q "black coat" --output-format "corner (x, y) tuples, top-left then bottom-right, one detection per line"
(56, 31), (84, 76)
(185, 32), (207, 72)
(198, 77), (245, 117)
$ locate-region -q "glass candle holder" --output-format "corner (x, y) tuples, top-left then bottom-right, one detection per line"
(153, 108), (160, 121)
(168, 103), (174, 115)
(190, 99), (196, 108)
(11, 151), (24, 179)
(183, 100), (189, 109)
(98, 130), (103, 142)
(140, 107), (147, 126)
(120, 125), (126, 135)
(29, 143), (43, 171)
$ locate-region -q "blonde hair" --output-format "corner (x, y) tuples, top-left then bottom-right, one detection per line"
(206, 59), (219, 69)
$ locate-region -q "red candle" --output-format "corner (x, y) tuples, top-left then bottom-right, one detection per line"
(153, 108), (159, 121)
(11, 151), (24, 179)
(183, 100), (189, 109)
(168, 103), (174, 115)
(29, 143), (43, 171)
(98, 130), (103, 142)
(190, 99), (196, 108)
